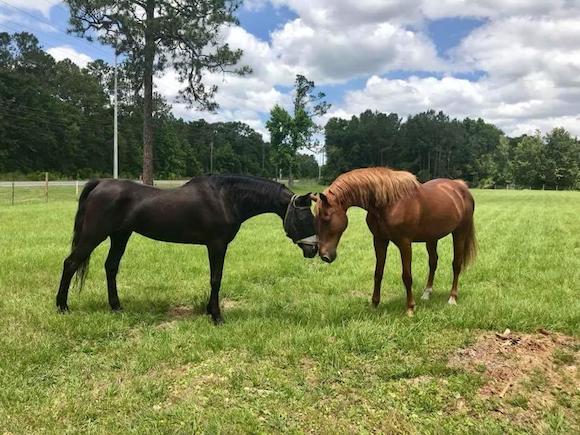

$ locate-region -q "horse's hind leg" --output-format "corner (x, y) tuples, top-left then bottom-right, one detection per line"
(449, 231), (466, 305)
(372, 237), (389, 307)
(421, 240), (438, 300)
(105, 231), (131, 311)
(56, 238), (102, 311)
(397, 240), (415, 316)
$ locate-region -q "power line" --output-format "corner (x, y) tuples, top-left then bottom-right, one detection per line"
(0, 0), (113, 58)
(0, 21), (106, 59)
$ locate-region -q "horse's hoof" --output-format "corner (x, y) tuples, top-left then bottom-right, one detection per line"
(57, 305), (69, 313)
(406, 308), (415, 317)
(372, 300), (380, 308)
(421, 289), (432, 300)
(448, 296), (457, 305)
(111, 305), (123, 312)
(212, 316), (224, 325)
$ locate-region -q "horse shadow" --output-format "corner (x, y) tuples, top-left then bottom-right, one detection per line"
(66, 283), (463, 328)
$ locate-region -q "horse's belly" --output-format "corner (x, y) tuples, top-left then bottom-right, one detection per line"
(134, 227), (206, 244)
(130, 202), (224, 244)
(412, 217), (458, 241)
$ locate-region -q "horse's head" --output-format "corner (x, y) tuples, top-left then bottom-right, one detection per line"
(314, 193), (348, 263)
(284, 193), (318, 258)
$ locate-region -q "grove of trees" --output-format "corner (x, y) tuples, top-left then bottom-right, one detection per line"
(1, 32), (579, 189)
(0, 32), (317, 181)
(325, 110), (580, 189)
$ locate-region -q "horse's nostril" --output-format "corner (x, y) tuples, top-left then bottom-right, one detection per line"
(321, 254), (332, 263)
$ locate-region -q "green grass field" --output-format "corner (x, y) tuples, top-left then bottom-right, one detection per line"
(1, 185), (578, 433)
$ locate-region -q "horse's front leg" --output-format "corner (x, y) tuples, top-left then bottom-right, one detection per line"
(372, 237), (389, 306)
(206, 242), (228, 324)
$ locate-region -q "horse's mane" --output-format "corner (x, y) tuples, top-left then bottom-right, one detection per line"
(326, 167), (419, 208)
(185, 174), (287, 202)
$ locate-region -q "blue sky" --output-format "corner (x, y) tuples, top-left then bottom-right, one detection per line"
(1, 0), (579, 139)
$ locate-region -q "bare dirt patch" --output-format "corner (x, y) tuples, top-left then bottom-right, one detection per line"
(449, 329), (579, 428)
(167, 305), (195, 318)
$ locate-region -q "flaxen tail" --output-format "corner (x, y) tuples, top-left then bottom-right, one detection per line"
(71, 179), (100, 290)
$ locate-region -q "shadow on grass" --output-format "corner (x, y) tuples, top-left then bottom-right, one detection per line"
(65, 282), (469, 330)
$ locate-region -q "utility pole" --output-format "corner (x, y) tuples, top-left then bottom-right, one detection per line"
(210, 136), (214, 174)
(113, 42), (119, 179)
(318, 146), (325, 182)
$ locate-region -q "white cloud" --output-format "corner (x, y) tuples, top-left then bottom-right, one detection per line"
(452, 16), (580, 86)
(0, 0), (61, 17)
(109, 1), (580, 140)
(271, 0), (575, 26)
(329, 70), (580, 137)
(47, 46), (93, 68)
(270, 19), (443, 83)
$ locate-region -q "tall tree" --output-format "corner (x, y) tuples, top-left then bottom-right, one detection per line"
(65, 0), (250, 184)
(266, 74), (329, 186)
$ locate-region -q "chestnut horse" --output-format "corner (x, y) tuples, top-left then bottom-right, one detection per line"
(314, 167), (477, 316)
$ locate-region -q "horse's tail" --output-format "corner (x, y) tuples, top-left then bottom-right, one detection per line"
(71, 179), (100, 290)
(461, 200), (477, 269)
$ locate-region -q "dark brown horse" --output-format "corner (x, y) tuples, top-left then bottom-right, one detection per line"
(56, 175), (318, 323)
(314, 167), (477, 316)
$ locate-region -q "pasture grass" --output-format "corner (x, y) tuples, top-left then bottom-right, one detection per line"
(0, 185), (578, 433)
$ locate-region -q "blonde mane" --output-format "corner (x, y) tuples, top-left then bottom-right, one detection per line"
(326, 167), (420, 208)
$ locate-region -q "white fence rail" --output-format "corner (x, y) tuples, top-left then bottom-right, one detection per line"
(0, 179), (190, 206)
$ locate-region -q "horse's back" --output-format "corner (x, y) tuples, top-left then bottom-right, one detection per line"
(420, 178), (474, 224)
(80, 179), (231, 243)
(379, 178), (473, 242)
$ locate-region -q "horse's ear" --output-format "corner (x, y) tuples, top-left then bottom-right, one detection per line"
(319, 192), (329, 205)
(309, 193), (318, 202)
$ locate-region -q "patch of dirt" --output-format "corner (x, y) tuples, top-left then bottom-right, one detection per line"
(300, 357), (319, 387)
(449, 329), (579, 427)
(167, 305), (195, 318)
(221, 298), (240, 310)
(166, 299), (240, 318)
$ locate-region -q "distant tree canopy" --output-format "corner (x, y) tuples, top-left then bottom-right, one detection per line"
(0, 32), (290, 181)
(2, 32), (579, 189)
(325, 110), (580, 189)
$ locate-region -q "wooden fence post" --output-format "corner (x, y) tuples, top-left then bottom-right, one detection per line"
(11, 181), (15, 205)
(45, 172), (48, 202)
(76, 180), (79, 198)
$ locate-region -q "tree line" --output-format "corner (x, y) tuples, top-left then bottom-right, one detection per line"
(325, 110), (580, 189)
(0, 32), (318, 181)
(1, 32), (579, 189)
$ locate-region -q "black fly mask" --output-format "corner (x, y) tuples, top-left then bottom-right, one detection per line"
(283, 193), (318, 258)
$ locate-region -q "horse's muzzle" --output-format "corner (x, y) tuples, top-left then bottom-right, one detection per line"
(320, 252), (336, 263)
(299, 243), (318, 258)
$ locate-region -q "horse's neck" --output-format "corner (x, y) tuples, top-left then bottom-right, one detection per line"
(329, 190), (371, 211)
(229, 185), (289, 222)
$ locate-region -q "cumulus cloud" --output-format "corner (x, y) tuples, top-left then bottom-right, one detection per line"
(47, 46), (93, 68)
(320, 1), (580, 137)
(153, 10), (445, 136)
(331, 70), (580, 137)
(270, 19), (443, 83)
(0, 0), (61, 17)
(12, 0), (576, 140)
